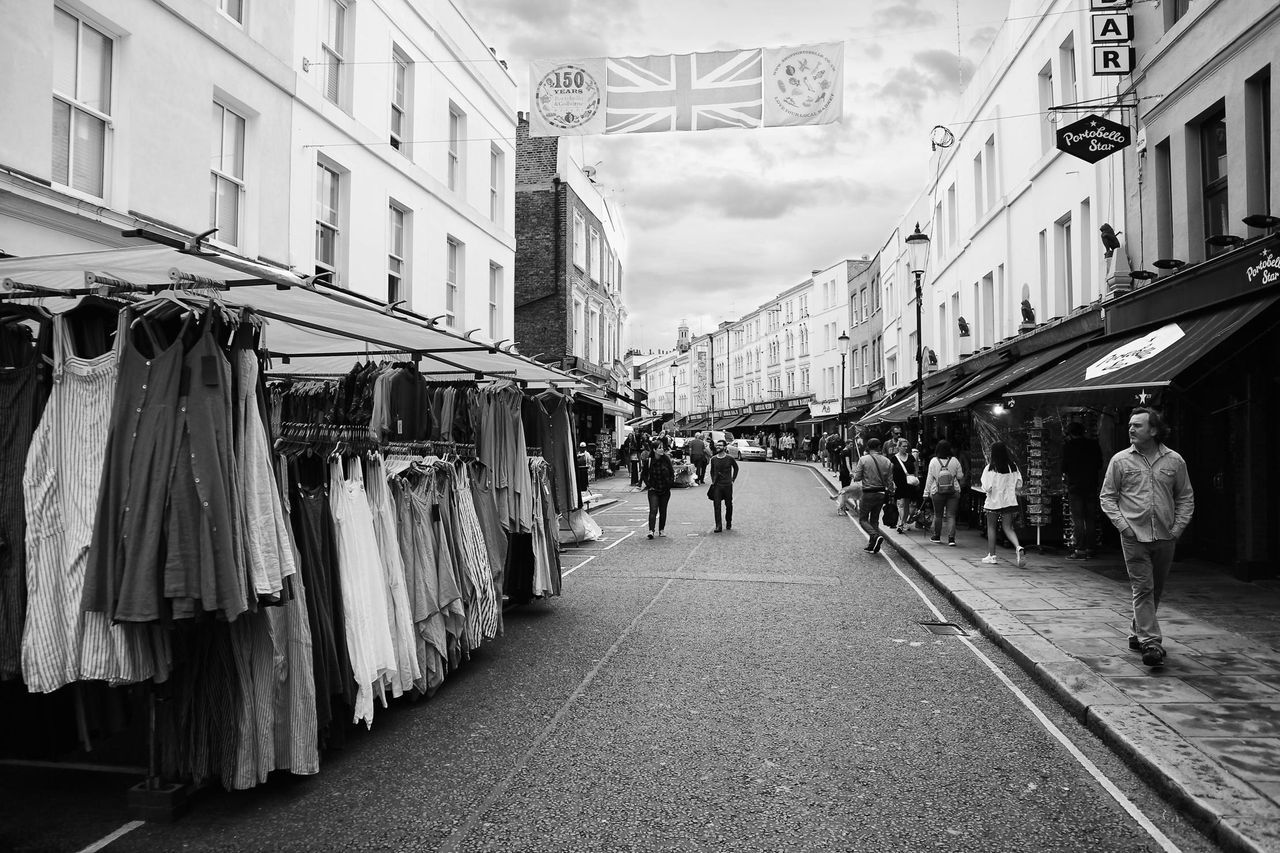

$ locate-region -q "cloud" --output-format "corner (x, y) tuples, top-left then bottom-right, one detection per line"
(621, 173), (871, 227)
(871, 0), (941, 31)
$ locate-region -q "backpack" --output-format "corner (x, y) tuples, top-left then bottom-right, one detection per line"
(935, 458), (958, 494)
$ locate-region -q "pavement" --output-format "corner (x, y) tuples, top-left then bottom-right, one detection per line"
(758, 457), (1280, 853)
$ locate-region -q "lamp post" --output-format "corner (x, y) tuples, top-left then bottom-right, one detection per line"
(905, 222), (932, 434)
(837, 330), (850, 440)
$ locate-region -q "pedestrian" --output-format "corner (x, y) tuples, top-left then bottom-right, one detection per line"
(808, 432), (820, 462)
(1061, 421), (1104, 559)
(575, 442), (593, 495)
(826, 432), (844, 472)
(852, 437), (895, 553)
(889, 438), (920, 534)
(706, 440), (739, 532)
(623, 434), (642, 485)
(923, 439), (965, 546)
(637, 438), (653, 490)
(687, 431), (709, 485)
(1099, 407), (1194, 668)
(979, 441), (1027, 567)
(645, 440), (675, 540)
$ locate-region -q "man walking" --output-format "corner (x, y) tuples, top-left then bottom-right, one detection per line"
(1099, 408), (1194, 668)
(853, 438), (895, 553)
(706, 440), (739, 533)
(687, 431), (709, 485)
(645, 440), (675, 539)
(1061, 421), (1103, 559)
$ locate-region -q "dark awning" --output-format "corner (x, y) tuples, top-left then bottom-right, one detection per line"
(926, 340), (1090, 415)
(734, 411), (775, 429)
(683, 415), (711, 431)
(711, 413), (747, 430)
(1006, 294), (1280, 404)
(763, 406), (810, 427)
(796, 414), (837, 426)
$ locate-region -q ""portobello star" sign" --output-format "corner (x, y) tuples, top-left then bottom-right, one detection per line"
(1056, 114), (1132, 163)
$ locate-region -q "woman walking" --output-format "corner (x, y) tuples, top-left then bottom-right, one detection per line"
(980, 441), (1027, 567)
(923, 439), (965, 546)
(889, 439), (919, 534)
(646, 440), (675, 539)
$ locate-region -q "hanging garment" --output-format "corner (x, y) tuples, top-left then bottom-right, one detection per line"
(22, 314), (165, 692)
(288, 457), (354, 743)
(84, 309), (193, 623)
(329, 458), (398, 727)
(467, 460), (508, 601)
(450, 462), (499, 642)
(0, 311), (50, 677)
(364, 454), (420, 697)
(390, 475), (438, 694)
(423, 468), (467, 666)
(529, 458), (563, 598)
(163, 312), (246, 620)
(412, 471), (462, 679)
(266, 573), (320, 777)
(232, 336), (296, 601)
(537, 390), (578, 516)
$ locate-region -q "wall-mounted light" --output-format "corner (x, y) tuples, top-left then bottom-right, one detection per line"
(1206, 234), (1245, 249)
(1243, 213), (1280, 231)
(1152, 258), (1185, 271)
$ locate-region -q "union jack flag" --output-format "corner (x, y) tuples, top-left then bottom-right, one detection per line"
(605, 50), (763, 134)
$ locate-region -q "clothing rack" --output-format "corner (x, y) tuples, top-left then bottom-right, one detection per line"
(384, 440), (478, 460)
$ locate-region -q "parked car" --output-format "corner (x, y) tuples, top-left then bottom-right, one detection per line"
(725, 439), (767, 461)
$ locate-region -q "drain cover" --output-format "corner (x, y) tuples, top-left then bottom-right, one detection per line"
(920, 621), (967, 636)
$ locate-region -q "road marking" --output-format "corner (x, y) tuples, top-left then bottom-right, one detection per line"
(602, 531), (634, 549)
(74, 821), (144, 853)
(874, 548), (1183, 853)
(436, 542), (705, 853)
(562, 556), (594, 577)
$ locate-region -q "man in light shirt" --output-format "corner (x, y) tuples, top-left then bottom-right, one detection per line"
(1099, 408), (1195, 668)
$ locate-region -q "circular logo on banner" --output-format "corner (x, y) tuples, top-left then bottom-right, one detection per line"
(534, 64), (602, 131)
(769, 49), (838, 120)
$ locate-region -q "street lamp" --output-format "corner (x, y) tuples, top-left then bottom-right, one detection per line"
(905, 222), (931, 428)
(837, 330), (850, 440)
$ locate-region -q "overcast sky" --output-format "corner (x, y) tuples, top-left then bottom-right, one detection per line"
(462, 0), (1012, 354)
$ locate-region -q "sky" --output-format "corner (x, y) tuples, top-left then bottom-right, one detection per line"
(461, 0), (1012, 354)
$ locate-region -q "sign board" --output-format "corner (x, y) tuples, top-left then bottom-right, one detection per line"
(1056, 114), (1132, 163)
(1090, 0), (1131, 7)
(1093, 45), (1135, 76)
(1085, 323), (1185, 380)
(1091, 12), (1133, 42)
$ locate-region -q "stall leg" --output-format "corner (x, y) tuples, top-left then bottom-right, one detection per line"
(126, 687), (188, 822)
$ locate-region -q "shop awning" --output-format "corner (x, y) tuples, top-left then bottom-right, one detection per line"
(681, 415), (711, 431)
(859, 372), (979, 425)
(0, 245), (585, 387)
(576, 391), (632, 418)
(712, 413), (748, 430)
(625, 415), (660, 429)
(1006, 294), (1280, 404)
(733, 411), (776, 430)
(795, 415), (837, 426)
(926, 340), (1089, 415)
(763, 406), (810, 427)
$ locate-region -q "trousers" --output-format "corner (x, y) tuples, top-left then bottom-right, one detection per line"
(1121, 537), (1176, 646)
(647, 490), (671, 532)
(712, 494), (733, 530)
(1067, 487), (1096, 554)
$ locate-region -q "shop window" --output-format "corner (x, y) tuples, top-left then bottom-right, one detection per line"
(1201, 109), (1230, 254)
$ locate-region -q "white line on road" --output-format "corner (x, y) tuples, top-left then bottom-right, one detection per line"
(602, 531), (634, 549)
(802, 463), (1181, 851)
(74, 821), (144, 853)
(562, 556), (594, 577)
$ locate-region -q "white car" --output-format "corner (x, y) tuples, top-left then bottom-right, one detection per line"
(725, 439), (767, 461)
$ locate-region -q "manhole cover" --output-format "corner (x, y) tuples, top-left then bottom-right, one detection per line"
(920, 622), (967, 636)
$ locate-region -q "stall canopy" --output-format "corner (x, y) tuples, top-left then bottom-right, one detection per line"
(925, 340), (1090, 415)
(0, 244), (585, 387)
(1005, 294), (1280, 405)
(712, 413), (748, 430)
(763, 406), (810, 427)
(576, 391), (632, 418)
(733, 411), (775, 430)
(683, 415), (712, 431)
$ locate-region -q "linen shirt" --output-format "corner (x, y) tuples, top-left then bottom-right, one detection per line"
(980, 466), (1023, 510)
(1099, 444), (1194, 542)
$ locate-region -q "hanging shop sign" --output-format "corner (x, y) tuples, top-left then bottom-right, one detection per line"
(1056, 114), (1132, 163)
(1085, 322), (1185, 380)
(1090, 0), (1134, 76)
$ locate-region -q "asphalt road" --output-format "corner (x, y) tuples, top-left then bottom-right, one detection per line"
(1, 462), (1223, 852)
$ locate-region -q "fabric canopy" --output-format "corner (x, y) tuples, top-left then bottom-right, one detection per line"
(0, 245), (584, 387)
(925, 340), (1088, 415)
(733, 411), (775, 430)
(712, 413), (748, 430)
(1006, 294), (1280, 403)
(576, 391), (632, 418)
(763, 406), (810, 427)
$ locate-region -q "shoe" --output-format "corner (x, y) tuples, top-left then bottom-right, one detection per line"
(1065, 550), (1087, 561)
(897, 526), (906, 534)
(871, 535), (884, 553)
(1128, 636), (1142, 651)
(726, 523), (732, 530)
(647, 532), (654, 540)
(1015, 546), (1027, 568)
(712, 527), (722, 533)
(981, 554), (999, 564)
(863, 542), (875, 552)
(929, 535), (941, 543)
(1141, 642), (1166, 667)
(658, 530), (666, 537)
(947, 537), (956, 547)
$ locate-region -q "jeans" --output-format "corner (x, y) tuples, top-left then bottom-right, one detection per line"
(647, 489), (671, 533)
(858, 491), (888, 540)
(931, 493), (960, 540)
(693, 457), (708, 484)
(629, 459), (640, 485)
(1067, 487), (1096, 554)
(1121, 537), (1176, 646)
(713, 493), (734, 530)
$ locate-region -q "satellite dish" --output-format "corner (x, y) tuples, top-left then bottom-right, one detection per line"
(930, 125), (955, 150)
(583, 165), (597, 180)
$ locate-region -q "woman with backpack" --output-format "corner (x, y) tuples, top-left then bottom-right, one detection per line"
(980, 441), (1027, 567)
(923, 439), (965, 546)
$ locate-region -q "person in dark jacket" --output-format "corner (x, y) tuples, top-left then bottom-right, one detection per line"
(646, 440), (675, 539)
(687, 432), (710, 485)
(706, 441), (740, 533)
(1061, 421), (1104, 559)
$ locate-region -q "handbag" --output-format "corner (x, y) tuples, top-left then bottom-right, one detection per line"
(907, 474), (920, 487)
(882, 499), (900, 527)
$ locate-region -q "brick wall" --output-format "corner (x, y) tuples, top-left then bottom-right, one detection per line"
(515, 114), (558, 188)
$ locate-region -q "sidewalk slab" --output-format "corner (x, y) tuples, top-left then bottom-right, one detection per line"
(784, 460), (1280, 852)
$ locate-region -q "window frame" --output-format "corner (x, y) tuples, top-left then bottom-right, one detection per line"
(447, 104), (464, 192)
(1201, 109), (1230, 253)
(218, 0), (245, 25)
(387, 202), (408, 306)
(51, 6), (114, 200)
(488, 262), (502, 338)
(390, 49), (411, 155)
(210, 101), (246, 248)
(445, 236), (462, 328)
(315, 161), (342, 284)
(489, 144), (503, 222)
(321, 0), (347, 106)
